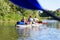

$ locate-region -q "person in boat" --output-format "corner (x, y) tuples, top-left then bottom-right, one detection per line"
(33, 16), (39, 23)
(21, 17), (28, 25)
(28, 16), (34, 24)
(17, 17), (28, 25)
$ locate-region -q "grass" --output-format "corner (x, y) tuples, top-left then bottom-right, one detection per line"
(0, 22), (18, 40)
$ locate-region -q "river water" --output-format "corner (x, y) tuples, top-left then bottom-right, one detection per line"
(18, 20), (60, 40)
(0, 20), (60, 40)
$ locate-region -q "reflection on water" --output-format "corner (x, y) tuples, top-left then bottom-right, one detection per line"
(18, 20), (60, 40)
(0, 22), (18, 40)
(18, 28), (60, 40)
(42, 20), (59, 28)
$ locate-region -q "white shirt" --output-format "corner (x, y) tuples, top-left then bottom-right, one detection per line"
(29, 18), (33, 22)
(34, 18), (39, 22)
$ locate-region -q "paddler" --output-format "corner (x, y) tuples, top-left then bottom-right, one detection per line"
(28, 16), (34, 24)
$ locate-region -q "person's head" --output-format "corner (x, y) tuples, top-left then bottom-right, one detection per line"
(29, 16), (32, 18)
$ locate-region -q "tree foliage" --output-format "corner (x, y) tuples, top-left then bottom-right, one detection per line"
(0, 0), (41, 21)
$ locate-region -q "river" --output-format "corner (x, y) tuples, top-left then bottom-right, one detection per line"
(0, 20), (60, 40)
(18, 20), (60, 40)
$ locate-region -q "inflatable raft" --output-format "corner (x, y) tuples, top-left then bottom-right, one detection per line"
(16, 23), (43, 30)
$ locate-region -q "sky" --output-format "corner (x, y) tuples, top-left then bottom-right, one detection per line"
(37, 0), (60, 11)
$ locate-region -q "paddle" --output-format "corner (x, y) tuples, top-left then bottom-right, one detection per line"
(10, 0), (60, 21)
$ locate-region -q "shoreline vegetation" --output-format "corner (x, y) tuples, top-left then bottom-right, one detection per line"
(0, 0), (60, 23)
(0, 17), (51, 22)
